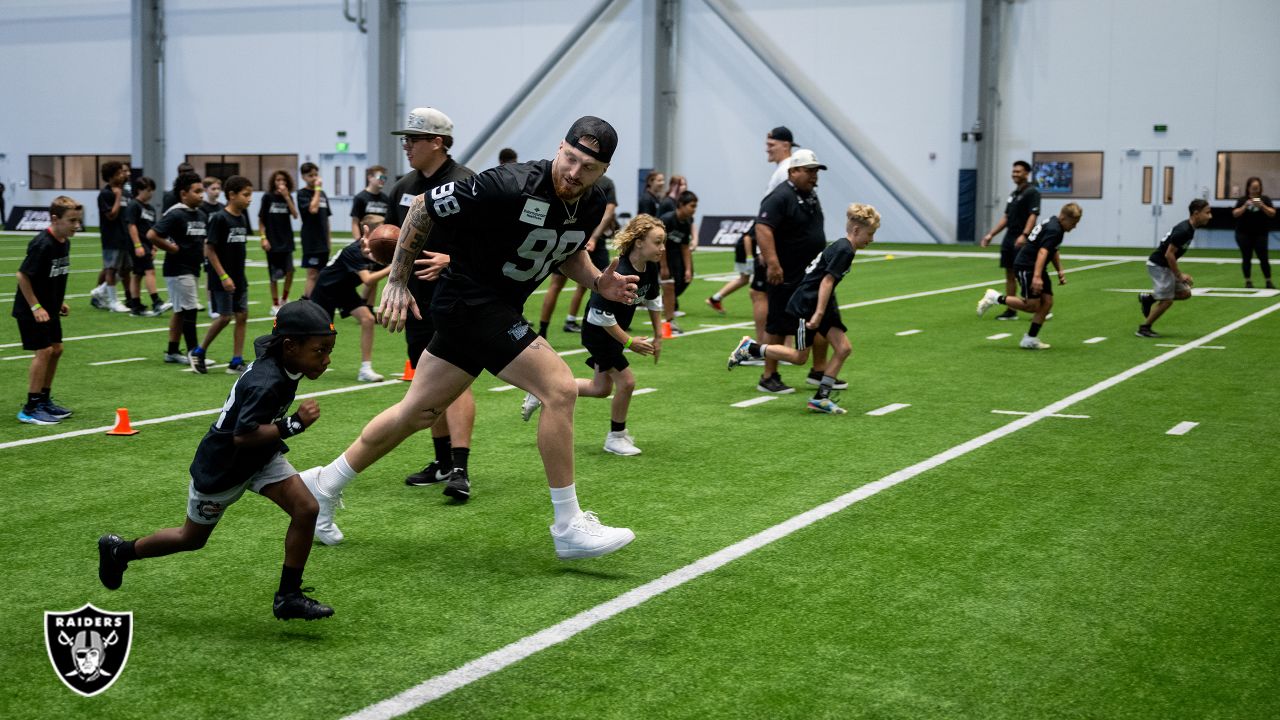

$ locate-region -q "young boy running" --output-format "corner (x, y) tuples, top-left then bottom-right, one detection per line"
(297, 163), (332, 300)
(521, 214), (664, 455)
(976, 203), (1082, 349)
(13, 197), (81, 425)
(97, 301), (336, 620)
(727, 203), (880, 414)
(191, 175), (255, 374)
(149, 172), (208, 364)
(124, 177), (170, 317)
(309, 221), (392, 383)
(1135, 199), (1213, 338)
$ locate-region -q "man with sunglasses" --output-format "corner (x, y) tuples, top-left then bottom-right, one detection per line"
(350, 165), (391, 238)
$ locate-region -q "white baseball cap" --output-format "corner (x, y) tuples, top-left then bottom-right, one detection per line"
(391, 107), (453, 137)
(788, 148), (827, 170)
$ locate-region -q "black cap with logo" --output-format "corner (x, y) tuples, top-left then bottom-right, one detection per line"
(565, 116), (618, 164)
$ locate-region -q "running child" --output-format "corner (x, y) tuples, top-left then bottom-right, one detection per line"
(1135, 199), (1213, 338)
(309, 217), (392, 383)
(190, 175), (255, 374)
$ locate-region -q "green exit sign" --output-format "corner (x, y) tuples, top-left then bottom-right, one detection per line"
(336, 141), (349, 152)
(1153, 124), (1168, 133)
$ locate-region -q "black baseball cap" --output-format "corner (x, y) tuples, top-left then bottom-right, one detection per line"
(272, 300), (337, 338)
(768, 126), (795, 144)
(565, 116), (618, 164)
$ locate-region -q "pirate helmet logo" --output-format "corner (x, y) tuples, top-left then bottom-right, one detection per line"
(44, 603), (133, 697)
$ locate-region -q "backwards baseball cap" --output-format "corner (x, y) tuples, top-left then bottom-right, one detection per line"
(565, 115), (618, 164)
(768, 126), (795, 144)
(788, 148), (827, 170)
(272, 301), (337, 338)
(391, 107), (454, 137)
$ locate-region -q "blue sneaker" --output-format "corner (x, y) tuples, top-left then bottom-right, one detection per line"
(727, 336), (754, 370)
(17, 407), (61, 425)
(806, 397), (847, 415)
(40, 400), (72, 419)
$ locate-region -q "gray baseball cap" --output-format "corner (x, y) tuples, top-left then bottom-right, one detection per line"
(391, 107), (454, 137)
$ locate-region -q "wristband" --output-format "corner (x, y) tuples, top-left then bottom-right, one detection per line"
(31, 303), (42, 312)
(219, 273), (230, 282)
(275, 413), (306, 439)
(133, 243), (143, 249)
(624, 336), (633, 349)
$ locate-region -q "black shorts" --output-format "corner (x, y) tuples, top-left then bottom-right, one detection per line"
(210, 287), (249, 315)
(15, 313), (63, 351)
(301, 251), (330, 269)
(266, 252), (294, 281)
(750, 260), (768, 292)
(1000, 236), (1020, 269)
(733, 234), (748, 264)
(312, 287), (367, 319)
(664, 243), (690, 297)
(131, 248), (155, 274)
(581, 321), (630, 373)
(405, 313), (437, 367)
(587, 240), (610, 270)
(764, 281), (800, 336)
(428, 299), (537, 377)
(790, 303), (844, 350)
(1015, 267), (1052, 299)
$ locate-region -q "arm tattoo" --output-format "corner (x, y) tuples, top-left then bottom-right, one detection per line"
(389, 195), (434, 284)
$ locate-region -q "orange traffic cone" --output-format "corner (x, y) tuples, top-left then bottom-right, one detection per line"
(661, 321), (673, 339)
(398, 360), (415, 381)
(106, 408), (140, 436)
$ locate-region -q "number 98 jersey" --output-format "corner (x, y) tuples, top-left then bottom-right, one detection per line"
(427, 158), (608, 311)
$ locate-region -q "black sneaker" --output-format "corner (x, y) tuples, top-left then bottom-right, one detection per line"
(805, 369), (849, 390)
(1135, 325), (1161, 338)
(273, 588), (334, 621)
(442, 467), (471, 502)
(189, 350), (207, 375)
(994, 309), (1018, 320)
(563, 320), (582, 333)
(98, 535), (129, 590)
(1139, 293), (1155, 320)
(756, 374), (795, 394)
(405, 460), (451, 486)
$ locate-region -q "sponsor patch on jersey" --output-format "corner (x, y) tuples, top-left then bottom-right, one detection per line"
(400, 193), (416, 207)
(520, 198), (549, 227)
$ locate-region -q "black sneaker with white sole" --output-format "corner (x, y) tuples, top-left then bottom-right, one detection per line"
(1135, 325), (1161, 338)
(995, 309), (1018, 320)
(805, 369), (849, 390)
(756, 374), (795, 394)
(273, 588), (334, 621)
(1139, 293), (1155, 320)
(442, 467), (471, 502)
(98, 534), (129, 590)
(189, 350), (208, 374)
(405, 460), (451, 486)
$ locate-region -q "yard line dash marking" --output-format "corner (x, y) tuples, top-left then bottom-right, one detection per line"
(992, 409), (1090, 419)
(1154, 343), (1225, 350)
(489, 385), (517, 392)
(632, 388), (658, 396)
(895, 329), (922, 336)
(866, 403), (910, 416)
(986, 333), (1011, 340)
(1083, 337), (1107, 344)
(89, 357), (147, 366)
(732, 396), (778, 408)
(1166, 421), (1199, 436)
(1, 354), (35, 361)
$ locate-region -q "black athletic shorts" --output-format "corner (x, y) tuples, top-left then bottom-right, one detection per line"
(266, 251), (294, 281)
(1015, 267), (1052, 299)
(428, 299), (537, 377)
(587, 239), (609, 270)
(405, 312), (437, 367)
(16, 313), (62, 350)
(764, 281), (800, 336)
(301, 251), (330, 269)
(581, 321), (629, 373)
(750, 259), (768, 292)
(790, 302), (844, 351)
(312, 287), (367, 319)
(131, 248), (155, 274)
(1000, 235), (1020, 269)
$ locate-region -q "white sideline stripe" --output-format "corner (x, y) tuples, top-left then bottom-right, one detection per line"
(89, 357), (147, 366)
(986, 333), (1011, 340)
(1154, 343), (1225, 350)
(895, 329), (922, 336)
(489, 385), (517, 392)
(0, 379), (403, 451)
(1, 354), (35, 361)
(343, 300), (1280, 720)
(858, 249), (1261, 266)
(0, 315), (276, 349)
(731, 396), (778, 408)
(866, 402), (910, 416)
(632, 387), (658, 396)
(1167, 421), (1199, 436)
(1083, 337), (1107, 344)
(991, 409), (1090, 419)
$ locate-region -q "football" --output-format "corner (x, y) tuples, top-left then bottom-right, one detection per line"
(366, 224), (401, 265)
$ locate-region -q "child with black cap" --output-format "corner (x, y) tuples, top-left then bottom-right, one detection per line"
(97, 300), (338, 620)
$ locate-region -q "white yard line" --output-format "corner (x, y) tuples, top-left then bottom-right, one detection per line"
(489, 385), (517, 392)
(1, 354), (35, 361)
(632, 388), (658, 396)
(986, 333), (1011, 340)
(1154, 343), (1225, 350)
(1166, 421), (1199, 436)
(89, 357), (147, 366)
(1083, 337), (1107, 344)
(731, 396), (778, 408)
(895, 329), (922, 336)
(865, 403), (911, 416)
(340, 298), (1280, 720)
(991, 409), (1090, 419)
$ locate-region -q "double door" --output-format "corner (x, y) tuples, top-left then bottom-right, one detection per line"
(1119, 149), (1197, 246)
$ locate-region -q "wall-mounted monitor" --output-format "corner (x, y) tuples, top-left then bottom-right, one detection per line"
(1033, 161), (1074, 194)
(1030, 152), (1103, 198)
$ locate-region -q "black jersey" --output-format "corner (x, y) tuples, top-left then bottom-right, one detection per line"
(257, 192), (295, 252)
(155, 205), (208, 277)
(297, 187), (331, 254)
(97, 185), (127, 250)
(350, 190), (392, 222)
(659, 211), (694, 247)
(189, 337), (300, 493)
(385, 158), (476, 312)
(428, 159), (606, 310)
(1003, 184), (1041, 242)
(658, 196), (676, 217)
(585, 252), (661, 331)
(638, 192), (662, 217)
(785, 240), (855, 319)
(1148, 220), (1195, 267)
(756, 181), (827, 283)
(161, 190), (179, 213)
(199, 200), (224, 218)
(124, 198), (156, 244)
(316, 240), (382, 297)
(1013, 216), (1066, 269)
(206, 209), (253, 285)
(12, 229), (70, 318)
(1235, 195), (1275, 236)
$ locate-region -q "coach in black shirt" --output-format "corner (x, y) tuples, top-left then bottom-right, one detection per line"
(981, 160), (1041, 320)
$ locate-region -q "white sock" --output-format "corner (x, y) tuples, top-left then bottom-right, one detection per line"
(318, 453), (358, 497)
(566, 314), (576, 323)
(550, 484), (581, 531)
(360, 360), (373, 370)
(106, 286), (118, 303)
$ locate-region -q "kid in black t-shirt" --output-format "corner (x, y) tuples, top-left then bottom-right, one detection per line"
(148, 172), (207, 364)
(297, 162), (332, 299)
(349, 165), (391, 238)
(123, 177), (169, 317)
(521, 214), (664, 455)
(658, 190), (698, 334)
(258, 170), (299, 315)
(1135, 199), (1214, 337)
(98, 301), (338, 621)
(90, 161), (131, 312)
(311, 219), (391, 383)
(728, 203), (880, 415)
(191, 175), (256, 374)
(13, 197), (82, 425)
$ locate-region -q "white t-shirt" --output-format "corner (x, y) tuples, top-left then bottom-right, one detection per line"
(766, 151), (797, 194)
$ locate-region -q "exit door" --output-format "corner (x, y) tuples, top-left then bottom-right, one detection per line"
(1119, 149), (1197, 246)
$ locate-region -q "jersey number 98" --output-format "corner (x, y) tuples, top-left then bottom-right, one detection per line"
(503, 229), (586, 282)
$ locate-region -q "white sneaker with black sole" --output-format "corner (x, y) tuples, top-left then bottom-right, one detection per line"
(976, 288), (1000, 317)
(300, 466), (345, 545)
(550, 511), (635, 559)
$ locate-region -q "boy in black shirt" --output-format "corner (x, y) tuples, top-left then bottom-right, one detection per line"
(977, 203), (1082, 350)
(1136, 199), (1213, 337)
(191, 176), (255, 374)
(91, 161), (131, 313)
(258, 170), (299, 315)
(311, 220), (392, 383)
(13, 197), (81, 425)
(521, 214), (663, 455)
(124, 177), (169, 317)
(97, 301), (337, 621)
(297, 162), (332, 299)
(658, 191), (697, 334)
(199, 177), (226, 318)
(980, 161), (1042, 320)
(350, 165), (390, 238)
(729, 203), (880, 414)
(149, 172), (207, 364)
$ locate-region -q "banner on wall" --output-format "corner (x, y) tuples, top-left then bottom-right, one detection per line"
(4, 206), (51, 232)
(697, 215), (755, 247)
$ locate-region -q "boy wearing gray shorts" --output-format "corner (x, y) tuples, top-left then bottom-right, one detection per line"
(1137, 199), (1212, 338)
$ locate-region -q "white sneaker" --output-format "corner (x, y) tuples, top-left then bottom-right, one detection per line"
(90, 286), (108, 310)
(109, 300), (131, 313)
(550, 511), (635, 559)
(976, 288), (1000, 317)
(1019, 335), (1051, 350)
(300, 466), (344, 545)
(520, 392), (542, 422)
(603, 430), (641, 456)
(270, 304), (281, 317)
(357, 366), (385, 383)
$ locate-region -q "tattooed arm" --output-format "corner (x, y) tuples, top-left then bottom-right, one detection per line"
(376, 193), (435, 332)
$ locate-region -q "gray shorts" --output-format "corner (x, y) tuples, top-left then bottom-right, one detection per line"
(1147, 263), (1190, 301)
(165, 274), (200, 312)
(186, 453), (297, 525)
(733, 260), (753, 276)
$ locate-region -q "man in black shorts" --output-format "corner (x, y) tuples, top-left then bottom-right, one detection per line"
(980, 160), (1041, 320)
(301, 116), (638, 560)
(978, 203), (1081, 349)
